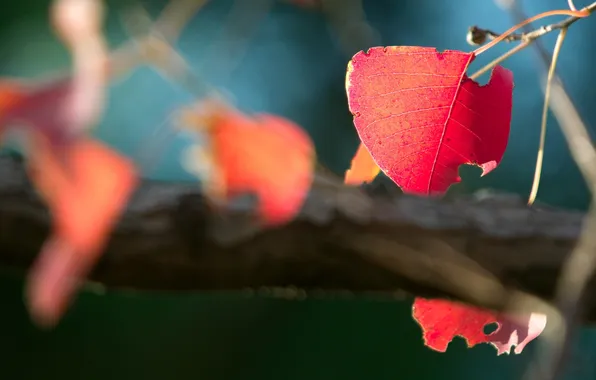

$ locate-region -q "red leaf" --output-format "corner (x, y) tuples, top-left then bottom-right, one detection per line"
(413, 297), (547, 355)
(25, 132), (138, 326)
(181, 104), (316, 226)
(345, 46), (513, 195)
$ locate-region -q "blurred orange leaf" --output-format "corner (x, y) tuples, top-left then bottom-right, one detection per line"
(25, 132), (138, 326)
(182, 104), (315, 226)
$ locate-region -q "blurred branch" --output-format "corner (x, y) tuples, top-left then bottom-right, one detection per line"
(319, 0), (381, 55)
(109, 0), (206, 83)
(0, 155), (594, 322)
(152, 0), (209, 42)
(201, 0), (274, 83)
(469, 41), (530, 80)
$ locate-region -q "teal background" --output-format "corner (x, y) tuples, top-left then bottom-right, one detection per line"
(1, 0), (596, 379)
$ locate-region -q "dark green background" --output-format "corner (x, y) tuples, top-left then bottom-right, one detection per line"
(1, 0), (596, 379)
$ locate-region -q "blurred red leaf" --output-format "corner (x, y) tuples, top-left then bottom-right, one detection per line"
(25, 132), (138, 327)
(345, 46), (513, 195)
(413, 298), (547, 355)
(181, 104), (315, 226)
(0, 78), (82, 146)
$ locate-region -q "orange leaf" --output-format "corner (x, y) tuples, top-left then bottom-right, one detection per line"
(344, 142), (380, 185)
(182, 105), (315, 226)
(25, 132), (138, 326)
(214, 111), (315, 225)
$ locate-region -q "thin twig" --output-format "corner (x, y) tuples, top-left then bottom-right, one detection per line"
(475, 2), (596, 377)
(527, 28), (566, 206)
(468, 2), (595, 80)
(491, 2), (596, 192)
(492, 2), (596, 380)
(470, 2), (595, 47)
(469, 41), (530, 80)
(491, 3), (572, 378)
(522, 27), (570, 380)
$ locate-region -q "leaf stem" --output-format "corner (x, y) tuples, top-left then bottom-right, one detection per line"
(527, 28), (567, 205)
(473, 7), (590, 56)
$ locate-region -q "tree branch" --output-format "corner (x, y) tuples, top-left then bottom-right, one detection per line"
(0, 155), (593, 322)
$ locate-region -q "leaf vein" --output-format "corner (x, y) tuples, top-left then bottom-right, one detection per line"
(361, 106), (451, 131)
(359, 85), (458, 99)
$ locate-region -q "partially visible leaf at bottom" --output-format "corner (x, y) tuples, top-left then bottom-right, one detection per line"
(25, 132), (138, 327)
(413, 297), (547, 355)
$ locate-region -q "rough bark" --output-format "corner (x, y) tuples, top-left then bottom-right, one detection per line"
(0, 155), (593, 322)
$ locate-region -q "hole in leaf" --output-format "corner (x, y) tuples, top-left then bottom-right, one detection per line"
(483, 322), (498, 335)
(458, 164), (483, 182)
